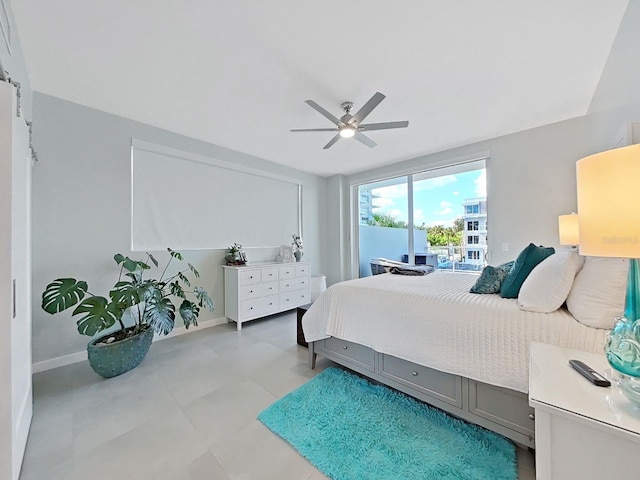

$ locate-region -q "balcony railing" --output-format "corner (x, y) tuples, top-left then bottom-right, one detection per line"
(427, 245), (487, 272)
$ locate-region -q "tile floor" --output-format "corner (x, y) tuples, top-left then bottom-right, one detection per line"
(21, 312), (536, 479)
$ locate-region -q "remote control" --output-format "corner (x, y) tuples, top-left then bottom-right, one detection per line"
(569, 359), (611, 387)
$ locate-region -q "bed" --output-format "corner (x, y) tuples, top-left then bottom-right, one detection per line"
(302, 270), (610, 448)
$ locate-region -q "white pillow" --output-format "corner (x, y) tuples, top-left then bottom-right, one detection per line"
(518, 250), (585, 313)
(566, 257), (628, 329)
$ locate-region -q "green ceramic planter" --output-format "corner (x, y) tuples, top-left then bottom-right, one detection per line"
(87, 325), (154, 378)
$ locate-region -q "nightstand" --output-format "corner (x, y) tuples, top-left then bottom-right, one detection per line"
(529, 342), (640, 479)
(296, 303), (312, 348)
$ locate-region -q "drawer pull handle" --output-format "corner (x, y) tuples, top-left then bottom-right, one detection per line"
(412, 371), (418, 377)
(269, 287), (273, 290)
(249, 307), (253, 310)
(301, 281), (305, 284)
(249, 290), (253, 293)
(286, 284), (290, 287)
(249, 276), (254, 279)
(528, 414), (535, 421)
(343, 346), (348, 350)
(269, 302), (273, 305)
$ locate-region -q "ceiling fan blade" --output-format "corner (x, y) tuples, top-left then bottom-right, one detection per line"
(291, 128), (338, 132)
(359, 121), (409, 131)
(305, 100), (341, 125)
(323, 134), (341, 150)
(354, 131), (377, 148)
(351, 92), (386, 124)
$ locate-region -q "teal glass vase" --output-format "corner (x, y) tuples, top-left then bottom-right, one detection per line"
(605, 259), (640, 407)
(605, 258), (640, 377)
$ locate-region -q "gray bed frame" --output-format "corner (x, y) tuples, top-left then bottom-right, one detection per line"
(309, 337), (535, 449)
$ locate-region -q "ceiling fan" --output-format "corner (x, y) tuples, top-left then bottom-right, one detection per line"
(291, 92), (409, 149)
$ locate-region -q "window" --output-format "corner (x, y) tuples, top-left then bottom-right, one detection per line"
(356, 158), (488, 276)
(468, 250), (481, 260)
(465, 204), (479, 214)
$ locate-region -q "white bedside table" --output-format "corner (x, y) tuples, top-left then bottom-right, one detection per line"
(529, 342), (640, 480)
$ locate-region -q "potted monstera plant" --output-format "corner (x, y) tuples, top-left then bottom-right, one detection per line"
(41, 248), (214, 378)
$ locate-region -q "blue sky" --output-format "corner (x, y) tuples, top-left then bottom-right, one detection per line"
(371, 169), (486, 227)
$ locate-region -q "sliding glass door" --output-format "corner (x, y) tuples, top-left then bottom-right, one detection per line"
(357, 177), (410, 277)
(357, 160), (487, 277)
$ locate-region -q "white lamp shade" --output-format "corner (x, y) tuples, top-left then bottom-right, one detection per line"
(558, 213), (579, 245)
(576, 144), (640, 258)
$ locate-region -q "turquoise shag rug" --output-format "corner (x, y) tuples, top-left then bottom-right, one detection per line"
(258, 367), (516, 480)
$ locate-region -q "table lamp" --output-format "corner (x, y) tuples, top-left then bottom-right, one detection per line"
(576, 143), (640, 404)
(558, 213), (579, 249)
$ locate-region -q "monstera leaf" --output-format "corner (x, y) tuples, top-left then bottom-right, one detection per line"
(114, 253), (150, 272)
(72, 296), (122, 336)
(194, 287), (214, 312)
(109, 281), (142, 309)
(42, 278), (88, 314)
(144, 297), (176, 335)
(170, 281), (186, 299)
(179, 300), (200, 329)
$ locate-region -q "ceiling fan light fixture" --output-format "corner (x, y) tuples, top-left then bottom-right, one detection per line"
(292, 92), (409, 149)
(339, 125), (356, 138)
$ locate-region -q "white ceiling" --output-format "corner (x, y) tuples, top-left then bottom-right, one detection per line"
(12, 1), (629, 177)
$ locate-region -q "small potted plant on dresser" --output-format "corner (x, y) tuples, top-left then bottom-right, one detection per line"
(225, 242), (247, 266)
(41, 248), (214, 378)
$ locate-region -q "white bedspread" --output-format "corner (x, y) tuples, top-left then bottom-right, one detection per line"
(302, 271), (609, 393)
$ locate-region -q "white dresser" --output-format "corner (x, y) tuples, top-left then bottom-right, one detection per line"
(223, 262), (311, 330)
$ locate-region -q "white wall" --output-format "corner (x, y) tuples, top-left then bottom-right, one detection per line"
(31, 93), (328, 364)
(588, 0), (640, 114)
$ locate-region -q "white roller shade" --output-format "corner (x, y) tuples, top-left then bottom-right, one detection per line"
(131, 140), (301, 251)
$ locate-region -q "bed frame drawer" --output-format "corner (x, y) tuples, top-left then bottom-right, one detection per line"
(468, 380), (535, 438)
(379, 354), (463, 408)
(319, 337), (375, 372)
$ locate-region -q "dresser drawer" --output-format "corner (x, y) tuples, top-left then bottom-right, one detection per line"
(261, 268), (279, 282)
(379, 354), (462, 407)
(239, 281), (277, 300)
(238, 269), (262, 286)
(321, 337), (375, 371)
(295, 264), (309, 277)
(240, 295), (278, 319)
(279, 277), (307, 292)
(278, 265), (296, 279)
(279, 289), (309, 310)
(468, 381), (534, 437)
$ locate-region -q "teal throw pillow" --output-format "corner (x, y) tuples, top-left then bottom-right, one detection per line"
(470, 261), (515, 294)
(500, 244), (555, 299)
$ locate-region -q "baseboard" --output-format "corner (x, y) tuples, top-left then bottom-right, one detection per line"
(32, 316), (228, 373)
(32, 351), (87, 373)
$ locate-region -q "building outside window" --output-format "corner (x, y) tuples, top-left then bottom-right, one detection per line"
(461, 197), (487, 267)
